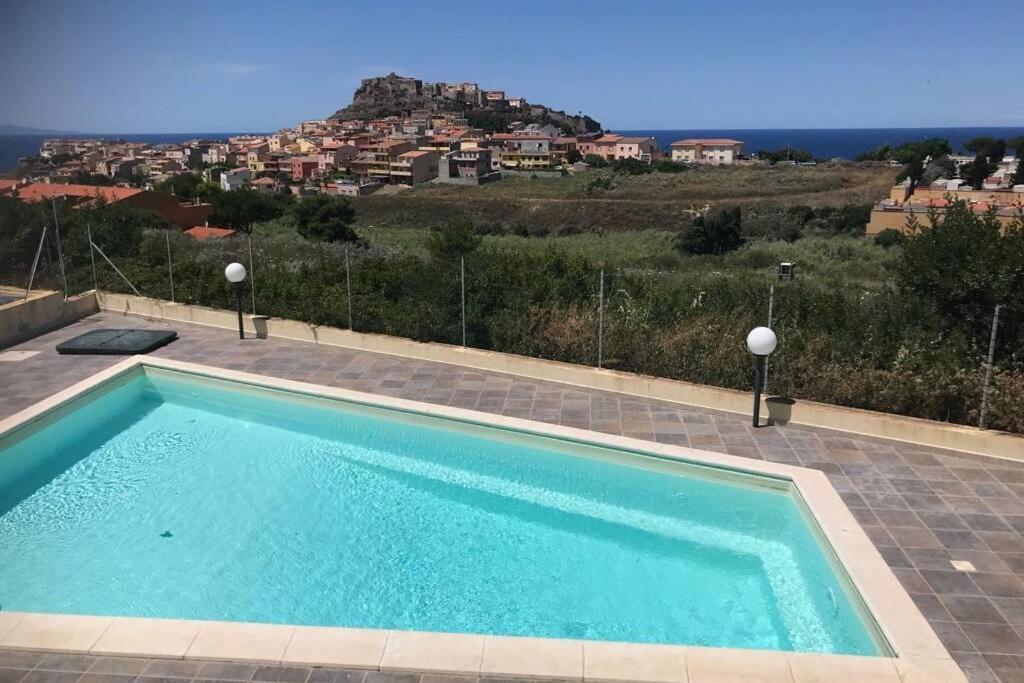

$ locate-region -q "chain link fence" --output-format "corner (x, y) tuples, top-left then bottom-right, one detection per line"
(6, 215), (1021, 435)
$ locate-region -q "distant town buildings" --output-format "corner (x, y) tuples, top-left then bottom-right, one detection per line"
(19, 115), (759, 201)
(670, 139), (745, 165)
(866, 166), (1023, 235)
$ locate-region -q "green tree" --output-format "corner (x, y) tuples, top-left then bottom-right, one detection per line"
(964, 137), (1006, 164)
(211, 188), (285, 234)
(891, 138), (951, 164)
(873, 228), (903, 248)
(427, 220), (482, 261)
(959, 154), (995, 189)
(156, 172), (221, 203)
(899, 199), (1024, 343)
(674, 207), (744, 255)
(583, 154), (608, 167)
(611, 158), (652, 175)
(565, 149), (583, 164)
(897, 157), (925, 191)
(757, 148), (813, 163)
(290, 194), (358, 243)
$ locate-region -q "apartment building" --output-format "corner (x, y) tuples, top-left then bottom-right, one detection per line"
(290, 156), (320, 180)
(220, 167), (251, 191)
(670, 138), (745, 164)
(390, 150), (438, 185)
(497, 136), (557, 170)
(351, 140), (437, 184)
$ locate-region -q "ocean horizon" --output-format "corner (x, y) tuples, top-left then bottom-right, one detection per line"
(2, 126), (1023, 172)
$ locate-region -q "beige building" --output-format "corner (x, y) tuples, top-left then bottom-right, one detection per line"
(670, 138), (744, 164)
(867, 184), (1024, 235)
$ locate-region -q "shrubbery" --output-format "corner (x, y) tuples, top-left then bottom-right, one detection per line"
(2, 196), (1022, 434)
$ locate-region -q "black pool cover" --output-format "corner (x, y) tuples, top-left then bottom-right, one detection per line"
(56, 329), (178, 355)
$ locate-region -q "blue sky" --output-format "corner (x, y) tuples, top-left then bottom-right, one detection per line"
(1, 0), (1021, 133)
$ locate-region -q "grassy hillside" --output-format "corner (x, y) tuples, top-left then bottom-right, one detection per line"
(351, 163), (897, 234)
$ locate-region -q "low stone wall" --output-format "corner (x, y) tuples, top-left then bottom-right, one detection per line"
(0, 288), (98, 349)
(96, 291), (1023, 461)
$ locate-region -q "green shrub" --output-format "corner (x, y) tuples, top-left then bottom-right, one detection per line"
(874, 228), (903, 248)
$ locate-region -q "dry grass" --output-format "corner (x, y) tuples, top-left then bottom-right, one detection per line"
(353, 163), (898, 233)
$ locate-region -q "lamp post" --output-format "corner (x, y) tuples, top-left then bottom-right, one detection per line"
(746, 326), (777, 428)
(224, 262), (247, 339)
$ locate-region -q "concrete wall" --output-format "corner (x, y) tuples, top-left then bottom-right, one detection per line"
(95, 291), (1023, 461)
(0, 288), (99, 349)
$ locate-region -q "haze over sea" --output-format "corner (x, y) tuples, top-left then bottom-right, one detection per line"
(2, 126), (1024, 172)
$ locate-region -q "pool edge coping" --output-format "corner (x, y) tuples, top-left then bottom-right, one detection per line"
(0, 356), (967, 683)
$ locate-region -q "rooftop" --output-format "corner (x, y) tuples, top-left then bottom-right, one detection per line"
(183, 225), (237, 240)
(11, 183), (143, 202)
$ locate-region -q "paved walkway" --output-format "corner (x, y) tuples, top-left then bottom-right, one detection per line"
(4, 313), (1024, 683)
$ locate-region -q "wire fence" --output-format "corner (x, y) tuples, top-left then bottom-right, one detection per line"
(8, 217), (1022, 434)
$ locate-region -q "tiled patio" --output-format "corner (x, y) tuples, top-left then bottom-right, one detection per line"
(3, 313), (1024, 683)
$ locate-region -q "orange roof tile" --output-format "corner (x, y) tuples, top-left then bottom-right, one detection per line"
(184, 226), (237, 240)
(13, 183), (142, 203)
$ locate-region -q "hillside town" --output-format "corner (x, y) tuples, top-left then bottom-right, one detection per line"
(10, 116), (677, 198)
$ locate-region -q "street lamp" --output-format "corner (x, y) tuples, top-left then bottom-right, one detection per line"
(224, 262), (247, 339)
(746, 326), (777, 428)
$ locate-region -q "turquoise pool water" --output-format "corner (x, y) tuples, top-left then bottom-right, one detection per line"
(0, 369), (884, 654)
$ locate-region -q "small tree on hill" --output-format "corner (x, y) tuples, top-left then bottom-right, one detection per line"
(674, 207), (744, 256)
(964, 137), (1007, 165)
(211, 188), (285, 234)
(428, 220), (482, 261)
(959, 154), (996, 190)
(291, 194), (358, 243)
(899, 199), (1024, 345)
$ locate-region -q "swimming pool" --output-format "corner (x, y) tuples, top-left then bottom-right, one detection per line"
(0, 362), (887, 656)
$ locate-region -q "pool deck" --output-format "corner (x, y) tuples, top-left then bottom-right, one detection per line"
(2, 314), (1024, 683)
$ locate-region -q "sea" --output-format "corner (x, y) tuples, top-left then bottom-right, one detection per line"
(2, 126), (1023, 172)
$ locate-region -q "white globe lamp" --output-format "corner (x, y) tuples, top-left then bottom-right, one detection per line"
(225, 262), (246, 283)
(746, 326), (777, 427)
(224, 262), (247, 338)
(746, 327), (777, 356)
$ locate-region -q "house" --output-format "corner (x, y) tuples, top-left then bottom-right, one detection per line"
(220, 167), (251, 191)
(8, 182), (213, 228)
(391, 150), (438, 185)
(324, 179), (383, 197)
(184, 225), (237, 240)
(438, 147), (499, 185)
(351, 140), (416, 183)
(250, 176), (283, 194)
(552, 137), (578, 162)
(514, 123), (561, 139)
(290, 156), (320, 180)
(498, 136), (557, 170)
(670, 139), (745, 164)
(317, 144), (358, 172)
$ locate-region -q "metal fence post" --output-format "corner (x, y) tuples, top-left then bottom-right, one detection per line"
(24, 226), (48, 299)
(460, 256), (466, 348)
(979, 304), (1002, 430)
(86, 224), (97, 291)
(764, 284), (775, 393)
(344, 243), (353, 330)
(50, 198), (69, 299)
(165, 228), (175, 303)
(597, 269), (605, 368)
(247, 231), (256, 315)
